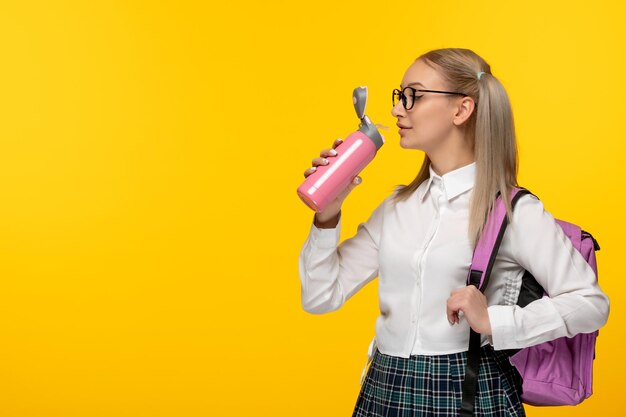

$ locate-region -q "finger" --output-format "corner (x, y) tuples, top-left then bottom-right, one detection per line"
(446, 302), (457, 325)
(311, 157), (330, 167)
(332, 138), (343, 149)
(336, 176), (362, 201)
(453, 309), (462, 324)
(462, 285), (476, 294)
(448, 311), (459, 325)
(303, 166), (318, 178)
(457, 310), (464, 324)
(320, 148), (338, 158)
(447, 290), (464, 306)
(447, 296), (467, 324)
(450, 287), (466, 296)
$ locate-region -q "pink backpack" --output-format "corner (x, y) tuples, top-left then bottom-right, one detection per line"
(460, 187), (601, 416)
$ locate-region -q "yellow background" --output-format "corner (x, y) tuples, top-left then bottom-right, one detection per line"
(0, 0), (624, 416)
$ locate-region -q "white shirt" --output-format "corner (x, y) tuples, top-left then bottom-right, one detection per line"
(298, 162), (609, 358)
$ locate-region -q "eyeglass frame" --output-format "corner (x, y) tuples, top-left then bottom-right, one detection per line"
(392, 86), (468, 110)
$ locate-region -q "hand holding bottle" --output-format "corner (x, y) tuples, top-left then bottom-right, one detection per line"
(296, 86), (384, 216)
(303, 138), (362, 227)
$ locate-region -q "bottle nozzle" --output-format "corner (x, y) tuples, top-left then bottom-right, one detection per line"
(353, 86), (384, 150)
(353, 86), (367, 120)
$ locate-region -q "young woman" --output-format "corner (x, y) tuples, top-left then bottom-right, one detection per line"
(298, 48), (609, 416)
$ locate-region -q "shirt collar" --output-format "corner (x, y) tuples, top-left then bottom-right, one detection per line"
(417, 162), (476, 202)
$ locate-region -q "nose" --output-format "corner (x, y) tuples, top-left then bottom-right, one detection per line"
(391, 100), (406, 118)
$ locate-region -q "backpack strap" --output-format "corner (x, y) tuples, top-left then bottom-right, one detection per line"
(460, 186), (535, 417)
(467, 188), (533, 290)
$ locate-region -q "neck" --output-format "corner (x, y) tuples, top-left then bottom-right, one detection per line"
(430, 155), (475, 176)
(428, 130), (475, 176)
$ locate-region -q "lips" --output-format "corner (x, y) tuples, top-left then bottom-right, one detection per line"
(396, 123), (411, 129)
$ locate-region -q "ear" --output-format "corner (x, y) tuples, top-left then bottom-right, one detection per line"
(452, 96), (476, 126)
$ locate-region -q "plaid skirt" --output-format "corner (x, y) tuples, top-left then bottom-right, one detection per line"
(352, 344), (525, 417)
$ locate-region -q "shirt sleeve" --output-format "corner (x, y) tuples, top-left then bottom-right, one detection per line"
(487, 193), (610, 350)
(298, 197), (386, 314)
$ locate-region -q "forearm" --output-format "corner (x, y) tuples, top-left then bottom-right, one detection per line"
(314, 210), (341, 229)
(488, 288), (609, 350)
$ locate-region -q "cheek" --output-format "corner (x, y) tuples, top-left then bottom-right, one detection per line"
(413, 108), (449, 136)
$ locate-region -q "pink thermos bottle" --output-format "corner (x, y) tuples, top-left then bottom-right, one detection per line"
(297, 86), (385, 212)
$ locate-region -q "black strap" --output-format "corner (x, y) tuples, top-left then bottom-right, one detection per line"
(459, 188), (533, 416)
(460, 329), (482, 416)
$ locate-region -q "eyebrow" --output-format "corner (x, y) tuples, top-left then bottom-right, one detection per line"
(401, 82), (425, 89)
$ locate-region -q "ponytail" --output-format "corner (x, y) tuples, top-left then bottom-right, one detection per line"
(470, 70), (518, 246)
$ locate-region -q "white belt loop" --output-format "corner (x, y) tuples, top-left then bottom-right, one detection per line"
(360, 336), (377, 385)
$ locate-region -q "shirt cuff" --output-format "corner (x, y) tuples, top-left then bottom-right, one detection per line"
(487, 305), (516, 350)
(309, 216), (341, 249)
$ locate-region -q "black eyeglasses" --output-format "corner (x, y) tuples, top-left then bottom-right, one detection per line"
(392, 86), (468, 110)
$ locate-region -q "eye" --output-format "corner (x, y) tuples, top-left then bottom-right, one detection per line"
(415, 95), (424, 100)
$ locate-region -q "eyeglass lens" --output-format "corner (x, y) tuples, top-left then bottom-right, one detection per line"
(392, 88), (415, 110)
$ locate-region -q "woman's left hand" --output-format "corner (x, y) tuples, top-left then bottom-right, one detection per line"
(446, 286), (492, 335)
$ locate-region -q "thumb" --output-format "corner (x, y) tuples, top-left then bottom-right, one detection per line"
(347, 176), (362, 191)
(337, 176), (362, 202)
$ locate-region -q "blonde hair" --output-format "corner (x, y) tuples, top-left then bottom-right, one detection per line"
(392, 48), (519, 247)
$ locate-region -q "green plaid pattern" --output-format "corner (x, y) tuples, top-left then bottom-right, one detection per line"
(352, 345), (525, 416)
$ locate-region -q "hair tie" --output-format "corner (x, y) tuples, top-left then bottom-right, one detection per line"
(477, 71), (486, 80)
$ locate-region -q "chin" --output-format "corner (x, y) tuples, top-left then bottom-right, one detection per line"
(399, 135), (422, 151)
